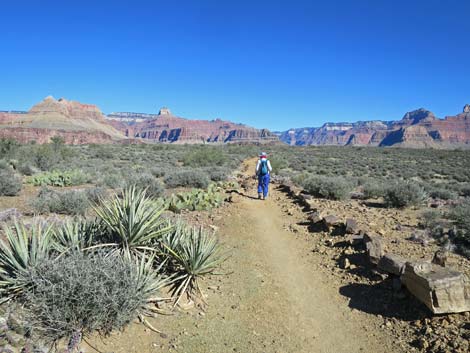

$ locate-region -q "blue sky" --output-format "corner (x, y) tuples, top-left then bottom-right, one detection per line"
(1, 0), (469, 130)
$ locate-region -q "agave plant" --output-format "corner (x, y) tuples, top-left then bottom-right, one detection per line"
(162, 225), (225, 305)
(93, 186), (173, 255)
(0, 221), (55, 302)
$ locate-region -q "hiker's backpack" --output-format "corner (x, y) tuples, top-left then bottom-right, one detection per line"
(260, 159), (269, 176)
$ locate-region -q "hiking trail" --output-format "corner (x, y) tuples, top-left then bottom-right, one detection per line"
(89, 158), (402, 353)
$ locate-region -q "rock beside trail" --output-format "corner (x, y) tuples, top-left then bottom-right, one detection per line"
(323, 215), (342, 230)
(308, 212), (322, 224)
(345, 218), (360, 234)
(364, 234), (385, 265)
(378, 253), (407, 276)
(401, 261), (470, 314)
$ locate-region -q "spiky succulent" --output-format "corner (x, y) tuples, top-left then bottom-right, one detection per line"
(0, 221), (55, 302)
(92, 186), (173, 255)
(162, 225), (225, 304)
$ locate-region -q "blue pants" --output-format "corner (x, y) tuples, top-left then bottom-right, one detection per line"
(257, 174), (270, 197)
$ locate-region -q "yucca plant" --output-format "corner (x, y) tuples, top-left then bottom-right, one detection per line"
(53, 218), (103, 254)
(0, 221), (55, 302)
(162, 225), (225, 305)
(93, 186), (173, 255)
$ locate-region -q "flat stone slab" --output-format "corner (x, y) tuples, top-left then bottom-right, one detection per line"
(401, 261), (470, 314)
(378, 253), (407, 276)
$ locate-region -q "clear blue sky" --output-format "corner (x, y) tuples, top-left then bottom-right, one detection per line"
(1, 0), (469, 130)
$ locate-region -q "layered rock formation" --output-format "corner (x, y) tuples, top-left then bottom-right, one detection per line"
(0, 96), (125, 144)
(110, 108), (278, 144)
(279, 105), (470, 148)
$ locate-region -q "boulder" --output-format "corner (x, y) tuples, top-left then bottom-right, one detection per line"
(345, 234), (364, 246)
(345, 218), (360, 234)
(364, 234), (385, 265)
(323, 215), (342, 230)
(308, 212), (322, 224)
(401, 261), (470, 314)
(378, 253), (407, 276)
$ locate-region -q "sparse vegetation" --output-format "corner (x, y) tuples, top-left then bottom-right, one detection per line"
(384, 181), (427, 208)
(0, 169), (22, 196)
(23, 250), (166, 345)
(301, 175), (354, 200)
(165, 170), (210, 189)
(31, 188), (91, 215)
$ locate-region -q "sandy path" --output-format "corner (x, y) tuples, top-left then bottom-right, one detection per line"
(88, 160), (402, 353)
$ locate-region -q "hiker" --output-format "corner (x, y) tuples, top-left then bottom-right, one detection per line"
(255, 152), (272, 200)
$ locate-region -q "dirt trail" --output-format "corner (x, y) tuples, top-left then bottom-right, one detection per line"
(89, 159), (402, 353)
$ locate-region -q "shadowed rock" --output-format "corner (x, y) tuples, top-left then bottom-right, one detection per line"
(401, 261), (470, 314)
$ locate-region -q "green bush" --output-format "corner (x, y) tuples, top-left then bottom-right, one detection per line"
(429, 188), (457, 200)
(0, 169), (22, 196)
(31, 188), (90, 215)
(457, 184), (470, 197)
(125, 173), (164, 198)
(362, 180), (387, 199)
(164, 170), (210, 189)
(182, 148), (227, 167)
(448, 202), (470, 258)
(302, 175), (354, 200)
(384, 181), (427, 208)
(23, 251), (166, 345)
(27, 170), (88, 187)
(203, 167), (230, 182)
(166, 183), (224, 213)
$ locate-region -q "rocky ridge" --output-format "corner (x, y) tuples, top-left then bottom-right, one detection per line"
(279, 105), (470, 148)
(110, 108), (279, 144)
(0, 96), (125, 144)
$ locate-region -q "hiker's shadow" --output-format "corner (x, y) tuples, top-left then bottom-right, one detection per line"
(339, 281), (430, 321)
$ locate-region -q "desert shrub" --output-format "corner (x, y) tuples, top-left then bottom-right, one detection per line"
(448, 202), (470, 257)
(182, 148), (227, 167)
(429, 188), (458, 200)
(457, 184), (470, 197)
(164, 170), (210, 189)
(150, 166), (167, 178)
(449, 201), (470, 234)
(269, 155), (288, 172)
(203, 166), (230, 182)
(85, 186), (108, 204)
(420, 209), (442, 230)
(17, 163), (38, 176)
(100, 172), (125, 189)
(125, 173), (164, 198)
(0, 169), (22, 196)
(302, 175), (354, 200)
(0, 159), (9, 169)
(27, 170), (89, 187)
(31, 188), (90, 215)
(23, 251), (166, 345)
(362, 180), (387, 199)
(384, 181), (427, 208)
